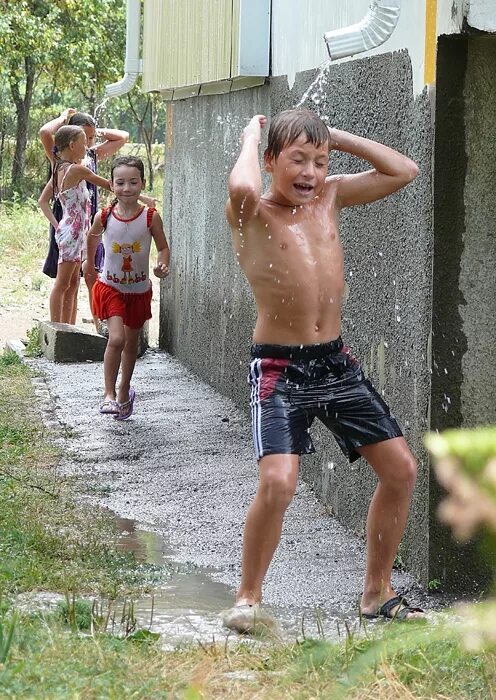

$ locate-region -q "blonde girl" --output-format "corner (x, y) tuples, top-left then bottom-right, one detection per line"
(38, 125), (111, 324)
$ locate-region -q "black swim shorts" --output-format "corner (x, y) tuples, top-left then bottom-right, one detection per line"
(248, 337), (403, 462)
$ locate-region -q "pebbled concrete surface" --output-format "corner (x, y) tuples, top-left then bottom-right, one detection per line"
(34, 349), (436, 623)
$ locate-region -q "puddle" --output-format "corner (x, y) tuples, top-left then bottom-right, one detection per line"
(114, 515), (355, 646)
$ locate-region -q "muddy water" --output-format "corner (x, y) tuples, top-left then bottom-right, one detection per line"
(115, 515), (352, 646)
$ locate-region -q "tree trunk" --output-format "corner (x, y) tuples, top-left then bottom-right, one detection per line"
(10, 57), (36, 194)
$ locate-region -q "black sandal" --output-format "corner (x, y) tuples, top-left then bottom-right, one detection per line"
(362, 595), (425, 621)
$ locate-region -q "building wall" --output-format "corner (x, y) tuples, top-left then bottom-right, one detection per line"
(271, 0), (427, 94)
(160, 50), (434, 582)
(430, 34), (496, 590)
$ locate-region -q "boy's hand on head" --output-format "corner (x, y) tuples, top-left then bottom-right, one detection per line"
(327, 127), (342, 151)
(153, 263), (169, 279)
(242, 115), (267, 145)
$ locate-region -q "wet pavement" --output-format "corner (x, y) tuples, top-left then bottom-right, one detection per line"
(32, 348), (432, 644)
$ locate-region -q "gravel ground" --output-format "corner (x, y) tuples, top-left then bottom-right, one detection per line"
(30, 347), (442, 630)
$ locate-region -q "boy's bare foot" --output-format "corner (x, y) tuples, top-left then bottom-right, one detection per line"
(222, 603), (278, 635)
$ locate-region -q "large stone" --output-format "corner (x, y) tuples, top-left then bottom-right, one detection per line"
(40, 321), (107, 362)
(39, 321), (149, 362)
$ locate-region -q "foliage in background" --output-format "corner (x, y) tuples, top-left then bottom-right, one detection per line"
(0, 0), (166, 199)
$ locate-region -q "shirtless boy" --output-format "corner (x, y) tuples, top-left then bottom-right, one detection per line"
(223, 109), (424, 632)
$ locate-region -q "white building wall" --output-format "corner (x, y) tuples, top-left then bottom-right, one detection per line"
(436, 0), (464, 35)
(271, 0), (427, 94)
(467, 0), (496, 31)
(271, 0), (496, 96)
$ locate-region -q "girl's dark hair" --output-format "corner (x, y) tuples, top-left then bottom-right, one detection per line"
(110, 155), (145, 181)
(52, 125), (85, 196)
(266, 109), (331, 159)
(68, 112), (96, 128)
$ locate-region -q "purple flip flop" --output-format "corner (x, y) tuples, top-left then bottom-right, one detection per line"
(99, 399), (120, 415)
(114, 388), (136, 421)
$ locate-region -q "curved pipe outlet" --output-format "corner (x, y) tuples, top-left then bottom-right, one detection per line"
(105, 0), (142, 98)
(324, 0), (401, 60)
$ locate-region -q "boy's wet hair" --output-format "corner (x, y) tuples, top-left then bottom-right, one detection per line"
(266, 109), (331, 159)
(68, 112), (96, 128)
(110, 155), (145, 181)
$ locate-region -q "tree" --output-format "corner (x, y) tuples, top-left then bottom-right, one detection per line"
(0, 0), (125, 194)
(126, 88), (165, 191)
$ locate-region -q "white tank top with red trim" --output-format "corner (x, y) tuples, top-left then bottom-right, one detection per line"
(100, 206), (155, 294)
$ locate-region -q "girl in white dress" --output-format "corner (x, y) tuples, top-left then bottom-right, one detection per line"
(38, 126), (111, 323)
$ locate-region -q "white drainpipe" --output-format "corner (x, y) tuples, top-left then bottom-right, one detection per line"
(324, 0), (401, 60)
(105, 0), (142, 97)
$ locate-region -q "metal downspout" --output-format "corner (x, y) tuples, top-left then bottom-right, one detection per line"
(324, 0), (401, 60)
(105, 0), (142, 97)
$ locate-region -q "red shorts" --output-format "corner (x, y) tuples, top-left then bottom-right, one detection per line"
(92, 280), (152, 330)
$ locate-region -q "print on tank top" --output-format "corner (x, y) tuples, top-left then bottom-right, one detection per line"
(101, 206), (154, 294)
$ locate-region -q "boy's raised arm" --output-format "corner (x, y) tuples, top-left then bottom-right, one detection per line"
(328, 128), (419, 209)
(226, 115), (267, 225)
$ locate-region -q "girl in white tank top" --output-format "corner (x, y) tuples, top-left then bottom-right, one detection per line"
(85, 156), (170, 420)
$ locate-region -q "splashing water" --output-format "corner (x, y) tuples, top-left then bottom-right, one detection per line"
(295, 61), (331, 109)
(93, 96), (110, 127)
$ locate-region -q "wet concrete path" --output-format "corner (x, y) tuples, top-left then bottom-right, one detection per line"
(34, 348), (426, 643)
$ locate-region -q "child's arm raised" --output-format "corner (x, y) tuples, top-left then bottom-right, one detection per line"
(150, 211), (170, 278)
(38, 180), (59, 230)
(39, 108), (76, 161)
(226, 115), (267, 226)
(84, 213), (104, 285)
(328, 129), (419, 209)
(92, 128), (129, 162)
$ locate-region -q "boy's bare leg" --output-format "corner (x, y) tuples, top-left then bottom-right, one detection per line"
(103, 316), (125, 402)
(358, 437), (423, 618)
(117, 326), (140, 404)
(236, 453), (299, 605)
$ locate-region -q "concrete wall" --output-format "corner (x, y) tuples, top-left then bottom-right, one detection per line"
(430, 34), (496, 591)
(160, 49), (434, 582)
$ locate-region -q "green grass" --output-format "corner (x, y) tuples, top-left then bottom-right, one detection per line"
(0, 612), (493, 699)
(0, 354), (165, 599)
(0, 199), (49, 306)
